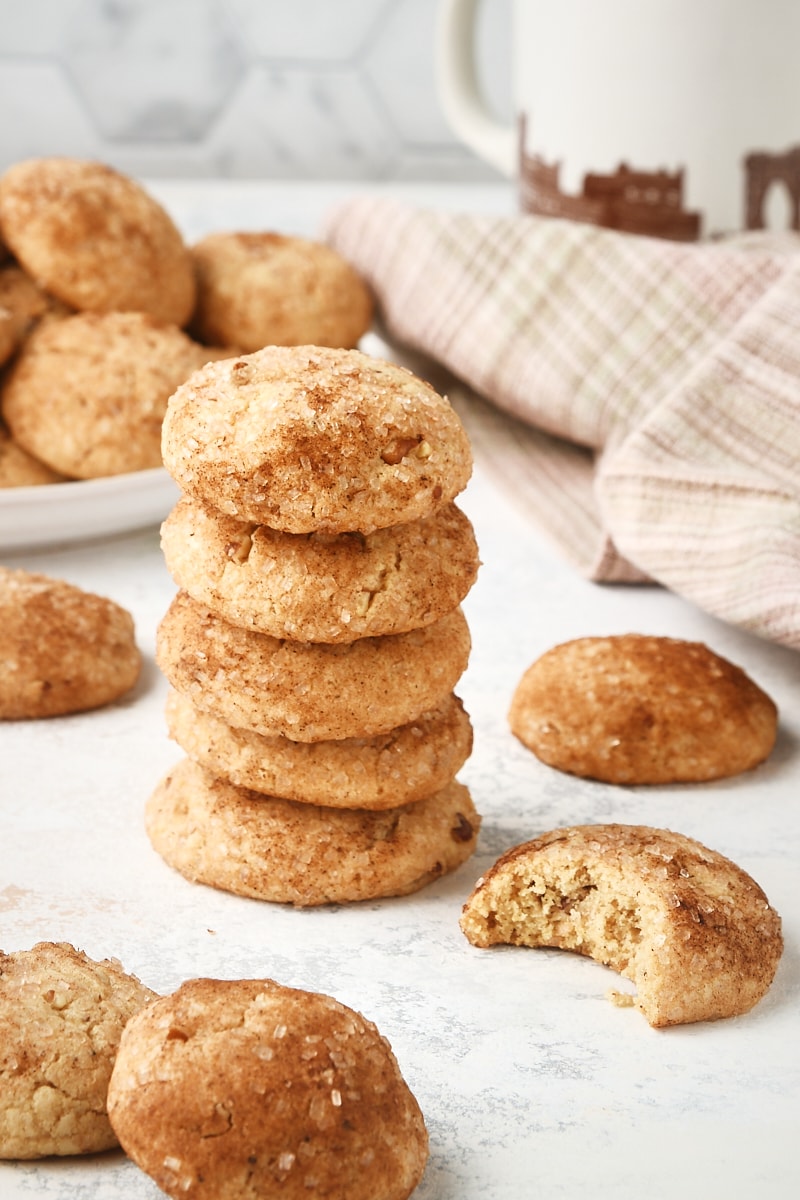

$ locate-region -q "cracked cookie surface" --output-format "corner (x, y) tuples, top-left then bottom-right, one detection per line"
(107, 976), (429, 1200)
(161, 345), (472, 534)
(146, 757), (480, 905)
(0, 941), (156, 1158)
(161, 497), (479, 642)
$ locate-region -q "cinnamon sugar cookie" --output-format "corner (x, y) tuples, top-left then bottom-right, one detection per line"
(1, 311), (216, 478)
(0, 423), (65, 486)
(107, 977), (428, 1200)
(0, 567), (140, 718)
(165, 688), (472, 809)
(0, 264), (62, 367)
(460, 823), (783, 1027)
(0, 157), (195, 326)
(161, 345), (472, 533)
(190, 230), (373, 352)
(156, 591), (470, 742)
(0, 941), (156, 1158)
(161, 496), (479, 642)
(146, 757), (480, 905)
(508, 634), (778, 784)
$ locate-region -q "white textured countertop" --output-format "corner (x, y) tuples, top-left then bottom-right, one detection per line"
(1, 183), (798, 1200)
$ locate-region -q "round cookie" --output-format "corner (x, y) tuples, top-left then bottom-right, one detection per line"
(0, 567), (141, 719)
(165, 688), (473, 809)
(0, 941), (156, 1158)
(1, 311), (217, 478)
(190, 230), (373, 352)
(0, 263), (63, 367)
(0, 157), (195, 326)
(156, 590), (471, 742)
(161, 496), (480, 642)
(146, 757), (480, 905)
(161, 345), (473, 533)
(0, 423), (65, 486)
(107, 977), (428, 1200)
(508, 634), (778, 784)
(459, 823), (783, 1027)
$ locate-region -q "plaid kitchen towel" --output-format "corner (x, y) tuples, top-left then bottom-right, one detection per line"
(325, 196), (800, 651)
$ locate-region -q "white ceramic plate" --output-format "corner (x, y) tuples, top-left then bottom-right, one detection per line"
(0, 467), (180, 552)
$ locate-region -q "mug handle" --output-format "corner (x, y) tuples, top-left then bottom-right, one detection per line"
(436, 0), (516, 176)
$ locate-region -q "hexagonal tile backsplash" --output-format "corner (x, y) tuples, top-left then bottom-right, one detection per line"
(0, 0), (512, 180)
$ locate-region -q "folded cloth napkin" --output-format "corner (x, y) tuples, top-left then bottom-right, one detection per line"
(324, 195), (800, 651)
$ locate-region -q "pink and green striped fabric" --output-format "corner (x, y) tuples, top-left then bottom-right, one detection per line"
(325, 196), (800, 651)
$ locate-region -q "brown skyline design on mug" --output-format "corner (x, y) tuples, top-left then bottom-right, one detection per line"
(518, 115), (800, 240)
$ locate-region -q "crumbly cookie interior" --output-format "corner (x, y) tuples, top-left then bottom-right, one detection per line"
(460, 825), (783, 1027)
(463, 855), (647, 979)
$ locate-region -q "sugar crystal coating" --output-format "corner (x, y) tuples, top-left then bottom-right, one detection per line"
(108, 977), (428, 1200)
(460, 823), (783, 1027)
(161, 345), (472, 533)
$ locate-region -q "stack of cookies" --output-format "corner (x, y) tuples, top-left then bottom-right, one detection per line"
(147, 344), (482, 906)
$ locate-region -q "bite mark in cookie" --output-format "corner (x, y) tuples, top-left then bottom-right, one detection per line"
(460, 823), (783, 1027)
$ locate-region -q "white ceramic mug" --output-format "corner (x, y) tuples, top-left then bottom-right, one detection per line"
(437, 0), (800, 239)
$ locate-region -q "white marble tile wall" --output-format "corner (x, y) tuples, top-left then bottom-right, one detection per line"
(0, 0), (512, 180)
